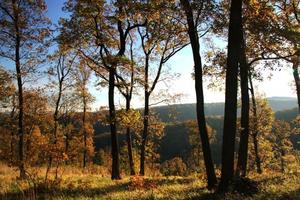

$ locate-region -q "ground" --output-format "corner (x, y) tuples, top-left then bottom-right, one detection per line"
(1, 163), (300, 200)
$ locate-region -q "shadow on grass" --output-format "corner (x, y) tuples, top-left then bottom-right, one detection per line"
(3, 175), (300, 200)
(2, 181), (131, 199)
(150, 177), (196, 186)
(2, 177), (198, 199)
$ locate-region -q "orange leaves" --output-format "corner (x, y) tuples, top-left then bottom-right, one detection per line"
(128, 175), (157, 191)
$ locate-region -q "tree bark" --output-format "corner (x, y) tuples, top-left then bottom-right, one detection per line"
(83, 94), (87, 168)
(292, 61), (300, 113)
(219, 0), (242, 191)
(236, 33), (250, 177)
(109, 67), (121, 180)
(249, 74), (262, 174)
(13, 0), (25, 178)
(140, 51), (150, 176)
(10, 99), (16, 164)
(140, 92), (149, 176)
(125, 97), (135, 175)
(46, 61), (65, 180)
(64, 111), (70, 164)
(180, 0), (217, 188)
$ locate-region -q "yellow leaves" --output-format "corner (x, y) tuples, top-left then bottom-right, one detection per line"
(150, 11), (161, 22)
(116, 109), (142, 129)
(155, 43), (162, 54)
(161, 157), (187, 176)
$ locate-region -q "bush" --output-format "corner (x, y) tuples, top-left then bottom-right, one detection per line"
(160, 157), (187, 176)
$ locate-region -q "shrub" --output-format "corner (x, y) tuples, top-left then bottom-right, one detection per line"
(160, 157), (187, 176)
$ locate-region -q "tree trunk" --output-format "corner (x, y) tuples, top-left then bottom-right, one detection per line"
(236, 33), (250, 178)
(46, 74), (64, 180)
(10, 102), (16, 164)
(65, 132), (69, 164)
(83, 95), (87, 168)
(13, 0), (25, 178)
(219, 0), (242, 191)
(180, 0), (217, 188)
(64, 112), (70, 164)
(249, 74), (262, 174)
(109, 67), (121, 180)
(292, 61), (300, 113)
(140, 92), (149, 176)
(252, 133), (262, 173)
(53, 80), (63, 141)
(140, 52), (150, 176)
(126, 97), (135, 175)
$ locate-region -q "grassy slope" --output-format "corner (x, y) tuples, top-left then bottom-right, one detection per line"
(1, 164), (300, 200)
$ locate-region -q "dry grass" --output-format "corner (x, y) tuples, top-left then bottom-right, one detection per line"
(0, 163), (300, 200)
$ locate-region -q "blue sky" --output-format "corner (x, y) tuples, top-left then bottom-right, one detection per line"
(40, 1), (300, 109)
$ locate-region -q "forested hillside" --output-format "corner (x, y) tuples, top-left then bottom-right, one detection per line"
(153, 97), (298, 122)
(93, 99), (300, 166)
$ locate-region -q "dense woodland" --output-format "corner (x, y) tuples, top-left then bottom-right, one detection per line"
(0, 0), (299, 199)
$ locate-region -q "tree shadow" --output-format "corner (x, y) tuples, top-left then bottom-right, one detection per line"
(3, 181), (131, 199)
(3, 175), (300, 200)
(2, 177), (199, 199)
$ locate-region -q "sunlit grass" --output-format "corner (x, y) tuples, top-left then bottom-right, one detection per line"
(1, 163), (300, 199)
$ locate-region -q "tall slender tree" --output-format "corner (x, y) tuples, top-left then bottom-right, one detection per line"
(180, 0), (217, 188)
(74, 62), (94, 168)
(0, 0), (50, 178)
(45, 52), (75, 181)
(137, 5), (188, 175)
(248, 72), (262, 173)
(114, 34), (136, 175)
(236, 34), (250, 177)
(219, 0), (243, 191)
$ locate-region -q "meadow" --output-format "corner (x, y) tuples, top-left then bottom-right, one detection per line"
(1, 163), (300, 200)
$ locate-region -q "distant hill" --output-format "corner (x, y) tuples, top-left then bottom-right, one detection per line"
(93, 97), (299, 164)
(267, 97), (298, 112)
(153, 96), (298, 123)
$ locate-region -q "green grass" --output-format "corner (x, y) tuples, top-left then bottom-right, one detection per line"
(1, 164), (300, 200)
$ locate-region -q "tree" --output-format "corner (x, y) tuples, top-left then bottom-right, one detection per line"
(45, 51), (75, 180)
(61, 0), (147, 180)
(180, 0), (218, 188)
(137, 3), (188, 175)
(248, 76), (262, 173)
(248, 97), (274, 173)
(139, 112), (164, 176)
(272, 120), (294, 173)
(219, 0), (243, 191)
(0, 0), (50, 178)
(114, 34), (137, 175)
(0, 67), (15, 108)
(245, 0), (299, 111)
(74, 62), (94, 168)
(184, 120), (216, 173)
(270, 0), (299, 112)
(0, 67), (16, 164)
(116, 108), (141, 175)
(235, 19), (250, 179)
(22, 89), (50, 167)
(207, 0), (297, 178)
